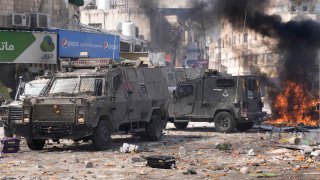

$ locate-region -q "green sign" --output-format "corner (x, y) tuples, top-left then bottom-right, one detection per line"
(0, 32), (36, 62)
(0, 31), (57, 64)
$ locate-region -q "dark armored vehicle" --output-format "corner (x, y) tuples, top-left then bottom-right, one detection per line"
(168, 72), (264, 133)
(1, 77), (50, 137)
(4, 61), (169, 150)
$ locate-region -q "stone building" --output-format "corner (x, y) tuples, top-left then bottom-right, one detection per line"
(209, 0), (319, 76)
(0, 0), (80, 29)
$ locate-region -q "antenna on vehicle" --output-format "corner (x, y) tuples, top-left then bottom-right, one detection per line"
(15, 76), (23, 101)
(235, 8), (247, 103)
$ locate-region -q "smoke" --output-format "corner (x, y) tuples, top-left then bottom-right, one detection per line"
(139, 0), (184, 53)
(191, 0), (320, 90)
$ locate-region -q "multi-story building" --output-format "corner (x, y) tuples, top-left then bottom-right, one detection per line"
(0, 0), (80, 30)
(80, 0), (150, 53)
(209, 0), (319, 76)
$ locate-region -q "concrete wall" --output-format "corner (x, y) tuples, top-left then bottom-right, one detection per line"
(0, 0), (80, 29)
(80, 9), (150, 41)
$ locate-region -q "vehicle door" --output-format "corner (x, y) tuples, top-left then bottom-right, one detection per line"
(108, 69), (128, 126)
(192, 77), (236, 118)
(172, 82), (196, 118)
(244, 78), (262, 113)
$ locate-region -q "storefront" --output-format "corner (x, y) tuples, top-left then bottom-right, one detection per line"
(0, 30), (57, 99)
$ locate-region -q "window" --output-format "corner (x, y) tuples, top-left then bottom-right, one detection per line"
(310, 6), (315, 12)
(239, 34), (241, 43)
(178, 85), (193, 97)
(266, 53), (273, 64)
(112, 73), (122, 91)
(222, 40), (224, 48)
(216, 79), (235, 87)
(243, 33), (248, 43)
(291, 5), (296, 12)
(229, 37), (231, 46)
(303, 6), (308, 12)
(253, 55), (258, 65)
(243, 55), (248, 66)
(254, 33), (257, 41)
(233, 36), (236, 45)
(246, 79), (259, 91)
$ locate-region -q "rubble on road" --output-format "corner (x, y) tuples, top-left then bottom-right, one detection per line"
(0, 123), (319, 179)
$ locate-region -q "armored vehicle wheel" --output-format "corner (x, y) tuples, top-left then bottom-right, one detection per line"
(174, 122), (189, 130)
(236, 122), (254, 132)
(4, 123), (13, 137)
(26, 139), (46, 150)
(92, 120), (111, 150)
(214, 112), (236, 133)
(145, 115), (162, 141)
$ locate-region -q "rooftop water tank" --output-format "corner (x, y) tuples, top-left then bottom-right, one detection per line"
(122, 21), (136, 38)
(96, 0), (110, 10)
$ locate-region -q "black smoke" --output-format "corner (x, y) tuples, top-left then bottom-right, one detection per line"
(191, 0), (319, 94)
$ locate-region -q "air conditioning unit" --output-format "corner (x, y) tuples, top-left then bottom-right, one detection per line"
(29, 13), (50, 29)
(8, 13), (30, 27)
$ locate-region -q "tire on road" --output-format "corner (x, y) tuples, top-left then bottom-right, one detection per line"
(145, 115), (162, 141)
(174, 122), (189, 130)
(214, 111), (236, 133)
(26, 139), (46, 150)
(92, 120), (111, 150)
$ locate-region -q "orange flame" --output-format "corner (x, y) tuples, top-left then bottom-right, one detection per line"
(268, 81), (319, 126)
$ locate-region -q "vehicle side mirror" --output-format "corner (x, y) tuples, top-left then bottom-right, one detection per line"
(94, 79), (103, 96)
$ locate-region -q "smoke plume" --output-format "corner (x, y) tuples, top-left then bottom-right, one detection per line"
(191, 0), (320, 87)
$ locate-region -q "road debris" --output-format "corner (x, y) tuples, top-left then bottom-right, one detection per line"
(183, 167), (197, 175)
(84, 161), (94, 168)
(215, 142), (232, 151)
(146, 155), (176, 169)
(249, 172), (277, 177)
(119, 143), (141, 153)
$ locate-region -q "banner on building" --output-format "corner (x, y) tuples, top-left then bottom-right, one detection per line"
(0, 31), (57, 64)
(55, 30), (120, 59)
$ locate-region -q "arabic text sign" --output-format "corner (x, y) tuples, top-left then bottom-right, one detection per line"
(0, 31), (57, 64)
(56, 30), (120, 59)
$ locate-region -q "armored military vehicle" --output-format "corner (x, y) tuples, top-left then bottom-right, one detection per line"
(1, 77), (50, 137)
(168, 72), (264, 133)
(6, 60), (169, 150)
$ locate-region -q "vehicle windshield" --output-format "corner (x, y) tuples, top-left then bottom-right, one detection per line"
(23, 80), (49, 96)
(48, 76), (105, 96)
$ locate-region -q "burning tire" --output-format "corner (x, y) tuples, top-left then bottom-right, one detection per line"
(236, 122), (254, 132)
(214, 112), (236, 133)
(174, 122), (189, 130)
(145, 115), (162, 141)
(92, 120), (111, 150)
(26, 139), (46, 150)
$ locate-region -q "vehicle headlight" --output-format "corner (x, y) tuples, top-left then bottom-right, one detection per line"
(77, 108), (86, 124)
(0, 108), (8, 121)
(23, 107), (30, 123)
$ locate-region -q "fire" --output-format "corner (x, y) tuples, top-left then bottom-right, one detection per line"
(268, 81), (319, 126)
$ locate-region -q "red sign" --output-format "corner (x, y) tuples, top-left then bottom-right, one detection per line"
(165, 53), (171, 62)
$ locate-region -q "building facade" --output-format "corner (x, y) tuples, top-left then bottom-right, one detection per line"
(209, 0), (319, 76)
(0, 0), (80, 29)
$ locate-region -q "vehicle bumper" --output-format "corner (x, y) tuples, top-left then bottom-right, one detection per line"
(238, 112), (266, 123)
(11, 122), (93, 140)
